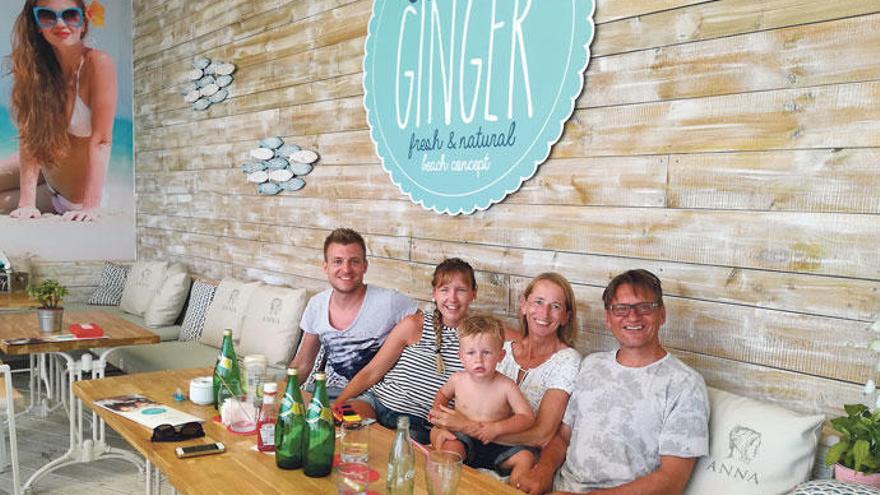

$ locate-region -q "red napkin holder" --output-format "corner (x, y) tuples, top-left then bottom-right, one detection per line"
(69, 323), (105, 338)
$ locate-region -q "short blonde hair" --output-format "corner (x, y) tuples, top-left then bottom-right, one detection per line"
(458, 314), (505, 348)
(323, 228), (366, 261)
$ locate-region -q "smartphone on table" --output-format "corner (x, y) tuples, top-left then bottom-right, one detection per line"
(175, 442), (225, 458)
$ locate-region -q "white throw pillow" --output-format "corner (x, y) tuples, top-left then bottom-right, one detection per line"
(144, 272), (192, 328)
(200, 279), (262, 348)
(684, 387), (824, 495)
(238, 285), (308, 366)
(167, 263), (187, 276)
(119, 261), (168, 317)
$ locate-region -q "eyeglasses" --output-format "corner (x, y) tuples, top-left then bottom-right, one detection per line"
(608, 302), (662, 317)
(150, 422), (205, 443)
(32, 7), (85, 29)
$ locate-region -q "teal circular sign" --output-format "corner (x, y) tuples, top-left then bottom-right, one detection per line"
(140, 407), (167, 415)
(364, 0), (595, 215)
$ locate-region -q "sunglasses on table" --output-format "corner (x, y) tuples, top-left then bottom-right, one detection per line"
(607, 301), (662, 317)
(150, 422), (205, 443)
(32, 7), (85, 29)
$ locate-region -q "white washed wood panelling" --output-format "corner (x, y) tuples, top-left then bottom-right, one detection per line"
(132, 0), (880, 418)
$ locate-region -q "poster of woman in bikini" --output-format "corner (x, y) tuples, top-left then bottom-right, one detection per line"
(0, 0), (134, 261)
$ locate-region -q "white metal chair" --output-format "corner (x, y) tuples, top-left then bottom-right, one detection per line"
(0, 363), (21, 495)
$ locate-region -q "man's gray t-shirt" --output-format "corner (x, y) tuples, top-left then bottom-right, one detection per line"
(555, 351), (709, 492)
(300, 285), (417, 388)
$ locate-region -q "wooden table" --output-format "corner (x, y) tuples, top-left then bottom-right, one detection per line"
(0, 309), (160, 493)
(75, 367), (522, 495)
(0, 309), (160, 355)
(0, 292), (36, 311)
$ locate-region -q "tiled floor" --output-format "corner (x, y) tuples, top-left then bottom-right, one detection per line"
(0, 361), (168, 494)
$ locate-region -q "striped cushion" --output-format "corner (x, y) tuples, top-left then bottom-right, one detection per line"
(791, 480), (880, 494)
(179, 279), (217, 342)
(88, 262), (130, 306)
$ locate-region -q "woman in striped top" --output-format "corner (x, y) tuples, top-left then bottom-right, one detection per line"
(333, 258), (477, 444)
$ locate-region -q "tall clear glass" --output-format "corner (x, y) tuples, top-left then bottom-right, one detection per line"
(425, 450), (462, 495)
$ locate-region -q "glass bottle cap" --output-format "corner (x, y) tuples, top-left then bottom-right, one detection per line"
(287, 368), (298, 376)
(314, 372), (326, 380)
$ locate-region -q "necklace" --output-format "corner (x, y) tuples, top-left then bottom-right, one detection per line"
(517, 342), (532, 371)
(516, 341), (533, 385)
(516, 339), (558, 381)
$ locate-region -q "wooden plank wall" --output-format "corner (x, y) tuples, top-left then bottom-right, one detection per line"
(130, 0), (880, 419)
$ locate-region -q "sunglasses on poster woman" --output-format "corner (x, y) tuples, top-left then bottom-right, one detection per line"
(150, 422), (205, 443)
(32, 7), (85, 29)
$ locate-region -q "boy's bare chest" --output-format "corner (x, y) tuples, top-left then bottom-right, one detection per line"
(455, 380), (511, 422)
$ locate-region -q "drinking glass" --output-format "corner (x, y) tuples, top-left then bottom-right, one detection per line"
(335, 462), (371, 495)
(340, 420), (370, 463)
(425, 450), (463, 495)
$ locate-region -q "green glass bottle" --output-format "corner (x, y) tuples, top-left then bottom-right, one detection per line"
(275, 368), (307, 470)
(386, 416), (415, 495)
(303, 373), (334, 477)
(212, 329), (243, 410)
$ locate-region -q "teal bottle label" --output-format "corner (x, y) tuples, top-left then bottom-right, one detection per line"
(364, 0), (595, 214)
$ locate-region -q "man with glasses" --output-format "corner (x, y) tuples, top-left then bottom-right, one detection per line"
(517, 269), (709, 495)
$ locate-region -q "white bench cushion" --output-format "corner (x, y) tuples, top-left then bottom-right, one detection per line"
(684, 387), (824, 495)
(238, 285), (308, 366)
(144, 272), (191, 328)
(200, 279), (262, 348)
(119, 261), (168, 316)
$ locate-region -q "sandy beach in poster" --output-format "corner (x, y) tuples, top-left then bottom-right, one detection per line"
(0, 111), (136, 261)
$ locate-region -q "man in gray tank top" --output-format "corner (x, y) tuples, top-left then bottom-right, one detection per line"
(288, 228), (417, 399)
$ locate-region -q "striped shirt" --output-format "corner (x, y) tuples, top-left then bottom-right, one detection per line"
(370, 314), (464, 420)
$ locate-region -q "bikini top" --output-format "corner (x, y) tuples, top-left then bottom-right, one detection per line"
(68, 54), (92, 138)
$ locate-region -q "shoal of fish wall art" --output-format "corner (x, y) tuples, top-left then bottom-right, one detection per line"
(242, 136), (319, 195)
(181, 56), (236, 111)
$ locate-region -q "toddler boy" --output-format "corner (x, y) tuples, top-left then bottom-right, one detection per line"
(430, 314), (536, 481)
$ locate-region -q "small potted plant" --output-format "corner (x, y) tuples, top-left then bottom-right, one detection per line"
(28, 279), (68, 333)
(826, 403), (880, 487)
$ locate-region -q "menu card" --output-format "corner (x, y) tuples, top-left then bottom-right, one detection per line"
(95, 395), (203, 429)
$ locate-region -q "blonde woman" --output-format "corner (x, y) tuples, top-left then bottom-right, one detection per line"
(0, 0), (115, 221)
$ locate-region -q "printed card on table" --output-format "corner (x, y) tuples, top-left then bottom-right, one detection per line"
(95, 395), (203, 429)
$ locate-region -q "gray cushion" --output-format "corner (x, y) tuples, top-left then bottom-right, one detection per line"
(790, 480), (880, 494)
(103, 341), (220, 375)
